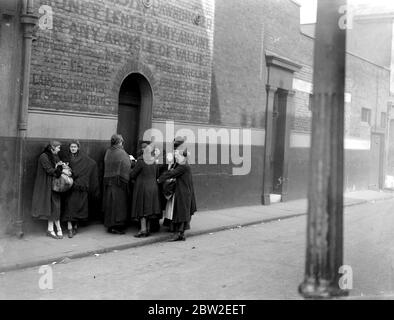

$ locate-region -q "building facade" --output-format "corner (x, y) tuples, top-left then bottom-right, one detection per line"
(0, 0), (392, 236)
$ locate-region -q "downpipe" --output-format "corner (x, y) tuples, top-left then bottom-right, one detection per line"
(14, 0), (38, 238)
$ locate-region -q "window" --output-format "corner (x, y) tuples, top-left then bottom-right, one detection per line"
(361, 108), (371, 125)
(381, 112), (387, 128)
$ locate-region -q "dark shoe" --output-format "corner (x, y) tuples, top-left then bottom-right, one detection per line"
(134, 231), (149, 238)
(149, 220), (160, 233)
(46, 230), (58, 239)
(168, 233), (185, 241)
(168, 236), (180, 242)
(68, 229), (74, 238)
(73, 226), (77, 235)
(108, 228), (125, 235)
(150, 226), (160, 233)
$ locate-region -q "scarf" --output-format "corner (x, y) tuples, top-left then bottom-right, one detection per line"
(104, 145), (131, 182)
(42, 147), (59, 166)
(69, 152), (95, 191)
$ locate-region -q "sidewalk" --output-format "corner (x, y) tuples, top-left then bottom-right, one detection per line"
(0, 189), (393, 273)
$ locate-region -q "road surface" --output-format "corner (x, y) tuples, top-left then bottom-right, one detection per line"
(1, 198), (394, 299)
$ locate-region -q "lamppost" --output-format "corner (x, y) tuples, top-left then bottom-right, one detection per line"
(299, 0), (348, 298)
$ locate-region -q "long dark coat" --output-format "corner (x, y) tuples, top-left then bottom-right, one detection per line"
(158, 163), (197, 226)
(129, 158), (162, 220)
(31, 152), (63, 220)
(62, 152), (99, 222)
(103, 146), (131, 228)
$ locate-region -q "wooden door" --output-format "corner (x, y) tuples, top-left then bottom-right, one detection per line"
(272, 90), (287, 194)
(117, 104), (139, 156)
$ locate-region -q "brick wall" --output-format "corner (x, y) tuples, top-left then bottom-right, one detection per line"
(346, 54), (390, 139)
(0, 9), (22, 137)
(209, 0), (315, 129)
(30, 0), (214, 123)
(0, 6), (23, 236)
(347, 19), (392, 69)
(209, 0), (266, 128)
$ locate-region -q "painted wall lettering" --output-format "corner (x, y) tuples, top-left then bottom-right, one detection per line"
(30, 0), (213, 122)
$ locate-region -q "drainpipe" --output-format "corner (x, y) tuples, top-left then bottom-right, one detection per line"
(14, 0), (38, 238)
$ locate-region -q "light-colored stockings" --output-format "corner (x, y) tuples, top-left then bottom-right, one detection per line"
(54, 220), (62, 235)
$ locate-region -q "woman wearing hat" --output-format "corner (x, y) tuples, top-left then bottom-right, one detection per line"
(102, 134), (132, 234)
(130, 142), (162, 237)
(157, 140), (197, 241)
(62, 140), (100, 238)
(158, 136), (184, 228)
(31, 140), (65, 239)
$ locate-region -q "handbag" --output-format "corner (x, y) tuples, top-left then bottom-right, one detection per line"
(52, 164), (74, 192)
(162, 178), (176, 199)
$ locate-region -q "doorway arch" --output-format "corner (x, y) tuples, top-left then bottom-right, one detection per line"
(117, 73), (153, 156)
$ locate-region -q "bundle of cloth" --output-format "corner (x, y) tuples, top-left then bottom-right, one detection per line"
(52, 161), (73, 193)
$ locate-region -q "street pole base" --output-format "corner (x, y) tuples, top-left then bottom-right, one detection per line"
(14, 221), (24, 239)
(299, 278), (349, 299)
(261, 193), (270, 205)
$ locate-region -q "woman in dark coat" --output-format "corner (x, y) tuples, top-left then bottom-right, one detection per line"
(103, 134), (131, 234)
(31, 140), (64, 239)
(62, 140), (99, 238)
(130, 143), (162, 237)
(158, 137), (184, 228)
(157, 146), (197, 241)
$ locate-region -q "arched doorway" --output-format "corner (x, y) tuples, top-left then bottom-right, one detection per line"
(117, 73), (153, 156)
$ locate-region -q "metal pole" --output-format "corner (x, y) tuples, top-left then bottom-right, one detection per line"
(15, 0), (38, 237)
(299, 0), (348, 298)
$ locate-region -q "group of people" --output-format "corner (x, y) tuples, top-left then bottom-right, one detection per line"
(31, 140), (99, 239)
(103, 134), (196, 241)
(31, 134), (197, 242)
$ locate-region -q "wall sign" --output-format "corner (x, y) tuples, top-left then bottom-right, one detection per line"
(29, 0), (214, 122)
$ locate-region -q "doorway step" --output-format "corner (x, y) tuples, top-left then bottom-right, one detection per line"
(270, 194), (282, 203)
